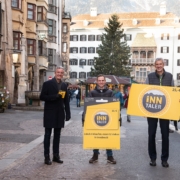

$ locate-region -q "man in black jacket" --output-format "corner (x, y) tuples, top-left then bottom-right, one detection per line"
(40, 66), (71, 165)
(88, 74), (116, 164)
(145, 58), (174, 168)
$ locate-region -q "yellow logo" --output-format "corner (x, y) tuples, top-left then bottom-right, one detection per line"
(139, 86), (171, 116)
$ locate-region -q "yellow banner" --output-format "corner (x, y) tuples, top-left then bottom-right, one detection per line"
(83, 98), (120, 149)
(127, 84), (180, 120)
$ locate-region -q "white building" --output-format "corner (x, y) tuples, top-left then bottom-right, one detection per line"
(69, 3), (180, 86)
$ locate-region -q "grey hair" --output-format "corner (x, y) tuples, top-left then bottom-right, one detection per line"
(55, 66), (64, 72)
(155, 58), (164, 64)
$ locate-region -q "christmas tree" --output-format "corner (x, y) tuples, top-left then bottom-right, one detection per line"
(91, 14), (131, 76)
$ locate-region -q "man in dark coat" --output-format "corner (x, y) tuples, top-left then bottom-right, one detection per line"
(145, 58), (174, 168)
(87, 74), (116, 164)
(40, 66), (71, 165)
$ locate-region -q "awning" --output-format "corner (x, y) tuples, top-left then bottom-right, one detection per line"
(86, 75), (130, 85)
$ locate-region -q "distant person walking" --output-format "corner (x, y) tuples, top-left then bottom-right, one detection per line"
(76, 87), (81, 107)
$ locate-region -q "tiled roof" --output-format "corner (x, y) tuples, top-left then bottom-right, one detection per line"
(70, 12), (180, 29)
(131, 33), (157, 47)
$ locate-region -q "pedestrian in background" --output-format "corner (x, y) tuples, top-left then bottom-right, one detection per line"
(87, 74), (117, 164)
(145, 58), (174, 168)
(40, 66), (71, 165)
(123, 89), (131, 122)
(76, 87), (81, 107)
(114, 87), (124, 126)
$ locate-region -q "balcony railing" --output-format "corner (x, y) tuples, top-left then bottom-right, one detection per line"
(131, 58), (154, 65)
(48, 4), (57, 14)
(62, 12), (71, 20)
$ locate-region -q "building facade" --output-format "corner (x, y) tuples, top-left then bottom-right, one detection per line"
(69, 4), (180, 86)
(0, 0), (14, 102)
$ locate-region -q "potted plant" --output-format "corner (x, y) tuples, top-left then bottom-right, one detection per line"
(0, 87), (10, 113)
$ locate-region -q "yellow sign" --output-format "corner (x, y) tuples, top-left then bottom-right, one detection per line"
(127, 84), (180, 120)
(59, 90), (66, 98)
(83, 98), (120, 149)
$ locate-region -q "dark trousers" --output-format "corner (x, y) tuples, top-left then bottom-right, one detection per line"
(147, 118), (169, 161)
(44, 128), (61, 157)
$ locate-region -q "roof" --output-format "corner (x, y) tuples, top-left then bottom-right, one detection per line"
(70, 12), (180, 29)
(86, 75), (130, 85)
(131, 33), (157, 47)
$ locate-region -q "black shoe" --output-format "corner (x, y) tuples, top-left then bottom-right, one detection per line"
(44, 155), (52, 165)
(107, 156), (116, 164)
(149, 160), (156, 166)
(127, 119), (131, 122)
(162, 161), (169, 168)
(53, 154), (63, 163)
(175, 126), (178, 131)
(169, 129), (174, 133)
(89, 153), (98, 163)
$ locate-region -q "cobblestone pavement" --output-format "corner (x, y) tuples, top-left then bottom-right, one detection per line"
(0, 100), (180, 180)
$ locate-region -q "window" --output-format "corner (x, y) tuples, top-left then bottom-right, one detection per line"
(79, 59), (86, 66)
(70, 59), (78, 65)
(70, 72), (77, 78)
(48, 49), (56, 64)
(70, 35), (78, 41)
(96, 47), (100, 53)
(37, 6), (47, 22)
(0, 4), (2, 50)
(96, 35), (102, 41)
(70, 47), (78, 53)
(13, 32), (21, 50)
(12, 0), (21, 9)
(27, 39), (36, 55)
(88, 35), (95, 41)
(79, 72), (86, 79)
(62, 42), (67, 53)
(135, 67), (148, 82)
(164, 59), (169, 66)
(38, 40), (47, 56)
(63, 23), (67, 33)
(88, 47), (95, 53)
(161, 47), (169, 53)
(80, 47), (87, 53)
(125, 34), (132, 41)
(161, 33), (169, 40)
(88, 59), (94, 65)
(177, 59), (180, 66)
(87, 72), (91, 77)
(49, 0), (57, 14)
(178, 47), (180, 53)
(48, 19), (56, 36)
(177, 73), (180, 80)
(27, 3), (36, 20)
(80, 35), (86, 41)
(62, 61), (67, 71)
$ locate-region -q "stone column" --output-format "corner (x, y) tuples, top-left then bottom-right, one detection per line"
(17, 36), (27, 104)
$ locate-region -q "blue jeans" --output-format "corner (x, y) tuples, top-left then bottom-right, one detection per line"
(76, 98), (80, 106)
(93, 149), (113, 157)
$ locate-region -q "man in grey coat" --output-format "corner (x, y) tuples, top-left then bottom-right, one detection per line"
(145, 58), (174, 168)
(40, 66), (71, 165)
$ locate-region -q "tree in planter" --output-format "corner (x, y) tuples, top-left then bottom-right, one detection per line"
(0, 87), (10, 113)
(91, 14), (131, 77)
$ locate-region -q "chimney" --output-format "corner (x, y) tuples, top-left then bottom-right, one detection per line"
(160, 2), (166, 16)
(90, 7), (97, 17)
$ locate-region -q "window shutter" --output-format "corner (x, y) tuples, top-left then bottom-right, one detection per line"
(80, 47), (82, 53)
(93, 35), (95, 41)
(76, 47), (78, 53)
(80, 35), (82, 41)
(167, 33), (169, 40)
(70, 35), (73, 41)
(88, 35), (90, 41)
(76, 35), (78, 41)
(178, 34), (180, 40)
(161, 47), (163, 53)
(93, 47), (95, 53)
(70, 48), (72, 53)
(130, 35), (132, 40)
(167, 47), (169, 53)
(85, 47), (87, 53)
(34, 5), (36, 20)
(161, 34), (163, 40)
(88, 47), (90, 53)
(0, 3), (2, 34)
